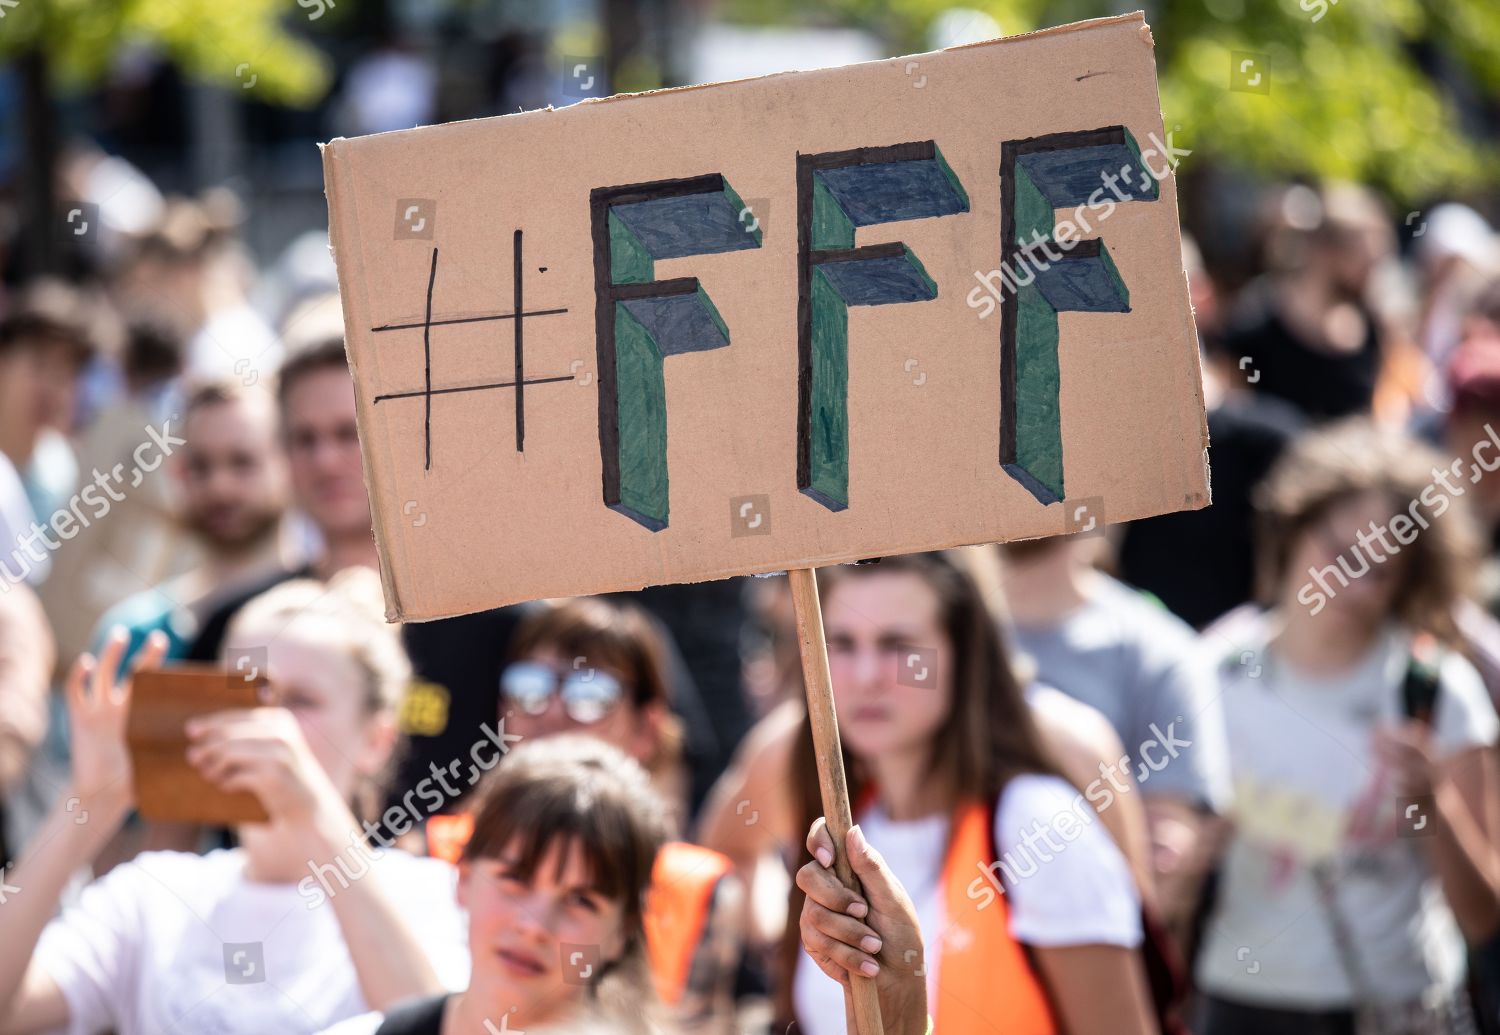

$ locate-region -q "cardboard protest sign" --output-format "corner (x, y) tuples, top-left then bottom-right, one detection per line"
(322, 11), (1208, 621)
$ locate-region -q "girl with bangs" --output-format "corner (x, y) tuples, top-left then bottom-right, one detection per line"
(358, 736), (672, 1035)
(422, 598), (746, 1032)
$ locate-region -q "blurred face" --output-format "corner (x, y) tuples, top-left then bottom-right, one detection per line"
(228, 625), (389, 799)
(281, 367), (371, 539)
(0, 336), (81, 449)
(1322, 223), (1391, 298)
(178, 396), (287, 550)
(459, 835), (627, 1025)
(824, 572), (953, 763)
(1285, 489), (1406, 629)
(502, 647), (651, 763)
(112, 254), (203, 334)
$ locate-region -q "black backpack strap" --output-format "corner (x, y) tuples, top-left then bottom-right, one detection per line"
(374, 995), (450, 1035)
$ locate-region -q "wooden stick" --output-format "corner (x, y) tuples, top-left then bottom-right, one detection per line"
(787, 566), (884, 1035)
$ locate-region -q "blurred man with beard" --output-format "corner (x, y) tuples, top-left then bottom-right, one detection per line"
(92, 379), (291, 664)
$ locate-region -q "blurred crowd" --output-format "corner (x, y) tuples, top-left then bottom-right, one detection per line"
(3, 144), (1500, 1035)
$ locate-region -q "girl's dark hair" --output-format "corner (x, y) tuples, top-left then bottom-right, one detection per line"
(463, 736), (670, 993)
(506, 598), (685, 780)
(778, 552), (1058, 1019)
(1254, 417), (1478, 644)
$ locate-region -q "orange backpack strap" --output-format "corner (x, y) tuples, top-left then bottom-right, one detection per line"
(425, 813), (474, 865)
(937, 800), (1058, 1035)
(643, 841), (734, 1006)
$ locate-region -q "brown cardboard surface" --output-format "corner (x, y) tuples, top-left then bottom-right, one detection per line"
(323, 11), (1208, 621)
(127, 665), (270, 824)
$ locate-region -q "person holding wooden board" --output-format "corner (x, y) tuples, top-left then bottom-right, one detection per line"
(0, 571), (468, 1035)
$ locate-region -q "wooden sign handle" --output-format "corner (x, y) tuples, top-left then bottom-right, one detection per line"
(787, 566), (885, 1035)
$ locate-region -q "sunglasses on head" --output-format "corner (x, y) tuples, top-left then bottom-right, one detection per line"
(499, 661), (625, 724)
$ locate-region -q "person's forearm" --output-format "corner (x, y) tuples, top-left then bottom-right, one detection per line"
(0, 785), (127, 1019)
(1428, 779), (1500, 943)
(296, 804), (444, 1010)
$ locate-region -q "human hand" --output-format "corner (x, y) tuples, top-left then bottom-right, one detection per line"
(1374, 721), (1443, 798)
(185, 706), (346, 828)
(797, 818), (928, 1035)
(66, 628), (168, 813)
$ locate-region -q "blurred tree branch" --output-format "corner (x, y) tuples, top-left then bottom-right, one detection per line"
(716, 0), (1500, 204)
(2, 0), (332, 274)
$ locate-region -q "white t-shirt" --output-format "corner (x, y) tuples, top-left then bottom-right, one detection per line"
(792, 774), (1142, 1035)
(35, 848), (469, 1035)
(1197, 621), (1500, 1008)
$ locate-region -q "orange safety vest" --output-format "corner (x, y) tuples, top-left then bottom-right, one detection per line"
(932, 799), (1059, 1034)
(423, 814), (732, 1007)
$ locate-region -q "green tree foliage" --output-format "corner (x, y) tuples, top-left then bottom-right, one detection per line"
(718, 0), (1500, 203)
(0, 0), (332, 105)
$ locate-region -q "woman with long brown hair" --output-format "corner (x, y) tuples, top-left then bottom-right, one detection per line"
(698, 552), (1156, 1033)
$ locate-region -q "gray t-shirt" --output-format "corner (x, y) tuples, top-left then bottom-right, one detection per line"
(1197, 620), (1499, 1008)
(1011, 574), (1232, 810)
